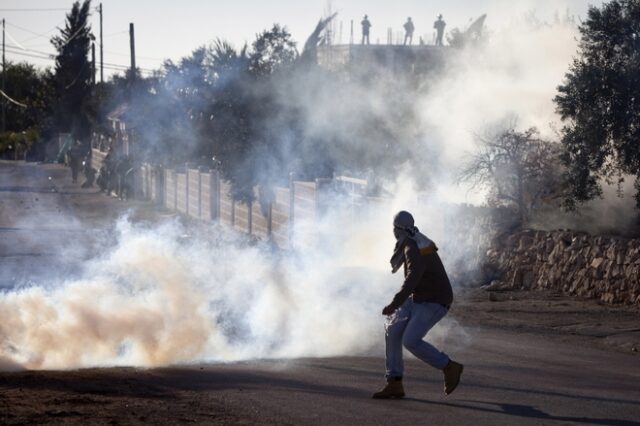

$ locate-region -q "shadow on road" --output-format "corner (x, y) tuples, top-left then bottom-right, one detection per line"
(402, 398), (638, 426)
(3, 365), (638, 426)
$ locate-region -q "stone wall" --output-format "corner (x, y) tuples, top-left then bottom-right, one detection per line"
(486, 230), (640, 305)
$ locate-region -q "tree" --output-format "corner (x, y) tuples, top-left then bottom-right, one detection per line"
(0, 62), (55, 159)
(197, 27), (299, 202)
(459, 125), (564, 225)
(249, 25), (298, 77)
(201, 40), (254, 201)
(51, 0), (93, 144)
(555, 0), (640, 207)
(0, 62), (54, 133)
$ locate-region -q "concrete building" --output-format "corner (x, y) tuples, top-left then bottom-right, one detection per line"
(316, 44), (449, 77)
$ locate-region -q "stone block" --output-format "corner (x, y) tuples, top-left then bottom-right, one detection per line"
(591, 257), (604, 269)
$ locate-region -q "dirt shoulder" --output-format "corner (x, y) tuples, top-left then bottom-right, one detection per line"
(453, 288), (640, 355)
(0, 367), (255, 425)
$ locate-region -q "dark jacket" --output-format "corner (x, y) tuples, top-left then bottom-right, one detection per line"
(389, 239), (453, 310)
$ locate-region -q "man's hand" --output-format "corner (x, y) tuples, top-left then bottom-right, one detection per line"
(382, 305), (395, 316)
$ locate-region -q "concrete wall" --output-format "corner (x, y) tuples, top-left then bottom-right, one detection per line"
(234, 201), (251, 234)
(252, 188), (270, 241)
(138, 164), (163, 204)
(164, 169), (177, 210)
(199, 171), (217, 221)
(153, 166), (328, 250)
(272, 187), (291, 249)
(187, 169), (200, 219)
(219, 181), (234, 228)
(176, 172), (188, 214)
(91, 148), (107, 172)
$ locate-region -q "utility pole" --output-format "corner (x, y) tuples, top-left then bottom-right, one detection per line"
(2, 18), (5, 133)
(99, 3), (103, 83)
(350, 19), (353, 45)
(129, 22), (136, 81)
(91, 42), (96, 84)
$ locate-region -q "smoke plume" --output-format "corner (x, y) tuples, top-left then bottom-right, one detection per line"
(0, 7), (615, 370)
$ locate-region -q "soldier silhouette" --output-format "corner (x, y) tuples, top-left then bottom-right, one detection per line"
(403, 17), (415, 45)
(434, 14), (446, 46)
(361, 15), (372, 45)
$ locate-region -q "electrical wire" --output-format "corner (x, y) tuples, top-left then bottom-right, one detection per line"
(5, 45), (157, 71)
(0, 8), (70, 12)
(6, 44), (57, 59)
(4, 21), (159, 71)
(103, 49), (165, 61)
(0, 89), (28, 108)
(4, 28), (27, 50)
(4, 46), (55, 60)
(6, 20), (58, 37)
(52, 24), (87, 49)
(6, 19), (65, 44)
(4, 47), (155, 74)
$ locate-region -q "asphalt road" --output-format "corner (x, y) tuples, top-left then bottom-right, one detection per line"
(1, 160), (639, 425)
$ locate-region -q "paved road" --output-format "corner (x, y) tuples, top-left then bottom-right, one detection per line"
(1, 330), (639, 425)
(1, 160), (639, 425)
(0, 160), (163, 289)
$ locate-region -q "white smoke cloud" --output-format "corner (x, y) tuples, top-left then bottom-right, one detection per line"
(0, 215), (398, 369)
(417, 14), (580, 203)
(0, 7), (612, 371)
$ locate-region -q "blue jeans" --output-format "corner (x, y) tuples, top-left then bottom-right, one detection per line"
(385, 299), (450, 378)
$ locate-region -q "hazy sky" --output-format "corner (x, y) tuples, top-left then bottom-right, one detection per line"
(2, 0), (604, 77)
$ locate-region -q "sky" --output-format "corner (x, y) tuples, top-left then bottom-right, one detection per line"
(1, 0), (604, 78)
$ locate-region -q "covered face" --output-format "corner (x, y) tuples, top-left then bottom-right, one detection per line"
(393, 210), (414, 240)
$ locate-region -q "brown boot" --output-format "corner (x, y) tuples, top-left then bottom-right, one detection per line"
(443, 360), (464, 395)
(372, 378), (405, 399)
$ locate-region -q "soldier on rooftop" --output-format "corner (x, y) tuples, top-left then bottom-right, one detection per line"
(403, 17), (415, 45)
(361, 15), (372, 45)
(434, 14), (446, 46)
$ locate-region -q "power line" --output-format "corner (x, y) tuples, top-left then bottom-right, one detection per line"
(6, 19), (64, 44)
(4, 43), (159, 71)
(4, 28), (26, 50)
(103, 49), (164, 61)
(0, 8), (70, 12)
(5, 46), (155, 74)
(0, 89), (27, 108)
(52, 24), (87, 49)
(6, 44), (56, 58)
(5, 46), (54, 60)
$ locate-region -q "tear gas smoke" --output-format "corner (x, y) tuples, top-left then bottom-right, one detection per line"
(0, 212), (456, 370)
(417, 13), (579, 203)
(0, 7), (606, 370)
(0, 187), (474, 370)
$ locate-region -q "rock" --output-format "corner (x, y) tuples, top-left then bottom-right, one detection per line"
(518, 236), (534, 251)
(486, 230), (639, 305)
(484, 280), (507, 291)
(522, 270), (535, 289)
(611, 264), (622, 278)
(592, 245), (603, 257)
